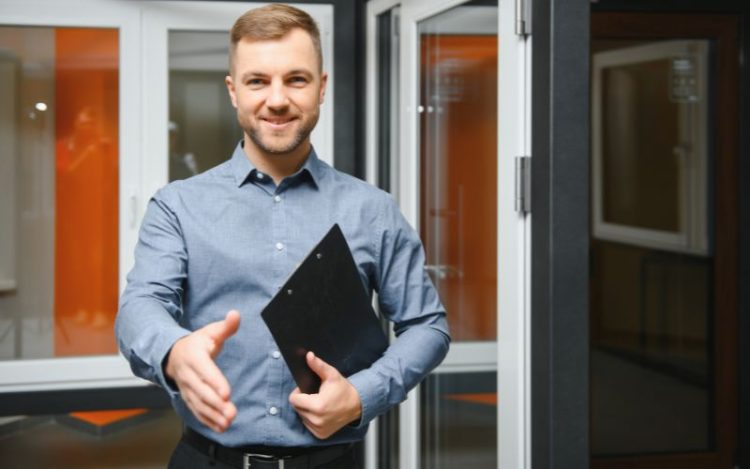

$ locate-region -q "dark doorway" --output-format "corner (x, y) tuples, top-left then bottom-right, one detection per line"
(589, 12), (739, 469)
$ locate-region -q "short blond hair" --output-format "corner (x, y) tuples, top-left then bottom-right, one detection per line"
(230, 4), (323, 72)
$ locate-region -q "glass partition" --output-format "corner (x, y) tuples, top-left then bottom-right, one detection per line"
(421, 371), (497, 468)
(418, 2), (498, 342)
(0, 26), (119, 359)
(168, 31), (241, 181)
(590, 38), (714, 455)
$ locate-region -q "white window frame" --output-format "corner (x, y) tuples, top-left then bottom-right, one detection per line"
(0, 0), (333, 393)
(0, 0), (143, 392)
(367, 0), (531, 467)
(591, 40), (709, 256)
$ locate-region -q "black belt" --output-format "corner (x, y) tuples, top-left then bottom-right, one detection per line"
(182, 427), (353, 469)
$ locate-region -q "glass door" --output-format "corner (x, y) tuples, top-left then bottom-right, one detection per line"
(389, 0), (529, 467)
(589, 12), (739, 469)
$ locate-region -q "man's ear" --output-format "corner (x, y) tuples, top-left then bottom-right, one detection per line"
(225, 75), (238, 108)
(318, 72), (328, 105)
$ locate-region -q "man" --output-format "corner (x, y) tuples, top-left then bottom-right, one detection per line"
(116, 4), (449, 468)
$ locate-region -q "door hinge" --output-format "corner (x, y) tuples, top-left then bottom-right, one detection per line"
(515, 0), (531, 36)
(515, 156), (531, 215)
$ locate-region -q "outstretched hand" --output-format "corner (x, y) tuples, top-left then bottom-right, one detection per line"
(288, 352), (362, 439)
(165, 310), (240, 433)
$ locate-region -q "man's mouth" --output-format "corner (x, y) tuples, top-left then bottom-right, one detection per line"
(262, 116), (297, 130)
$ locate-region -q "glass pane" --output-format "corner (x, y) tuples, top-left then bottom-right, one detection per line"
(602, 58), (681, 232)
(590, 39), (713, 455)
(420, 372), (497, 468)
(419, 2), (498, 342)
(168, 31), (242, 181)
(0, 409), (180, 467)
(0, 26), (119, 359)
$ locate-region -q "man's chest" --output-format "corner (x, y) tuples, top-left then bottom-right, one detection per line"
(176, 188), (378, 300)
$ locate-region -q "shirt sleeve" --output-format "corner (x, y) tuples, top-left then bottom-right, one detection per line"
(347, 194), (451, 427)
(115, 188), (191, 397)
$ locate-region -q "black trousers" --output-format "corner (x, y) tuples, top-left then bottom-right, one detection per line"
(167, 438), (360, 469)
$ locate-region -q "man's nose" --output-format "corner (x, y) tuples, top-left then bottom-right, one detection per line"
(266, 81), (289, 110)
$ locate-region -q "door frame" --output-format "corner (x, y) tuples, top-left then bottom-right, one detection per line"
(367, 0), (531, 467)
(529, 0), (591, 467)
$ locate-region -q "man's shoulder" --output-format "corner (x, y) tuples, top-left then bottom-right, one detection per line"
(321, 164), (392, 203)
(154, 159), (234, 203)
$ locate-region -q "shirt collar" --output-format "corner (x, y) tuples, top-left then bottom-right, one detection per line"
(229, 141), (324, 189)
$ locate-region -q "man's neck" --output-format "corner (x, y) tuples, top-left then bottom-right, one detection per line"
(243, 136), (311, 185)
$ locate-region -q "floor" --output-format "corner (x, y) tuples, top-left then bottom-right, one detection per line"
(0, 409), (181, 468)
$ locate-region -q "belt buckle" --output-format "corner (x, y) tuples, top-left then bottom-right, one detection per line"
(242, 453), (285, 469)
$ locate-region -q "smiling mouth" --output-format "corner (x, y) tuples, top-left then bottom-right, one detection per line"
(262, 116), (297, 130)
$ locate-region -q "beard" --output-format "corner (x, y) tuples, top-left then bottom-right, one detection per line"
(242, 109), (319, 155)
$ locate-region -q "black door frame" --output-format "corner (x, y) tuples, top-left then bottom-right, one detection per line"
(530, 0), (591, 467)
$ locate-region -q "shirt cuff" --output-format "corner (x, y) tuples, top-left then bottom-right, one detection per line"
(151, 326), (191, 398)
(347, 368), (388, 429)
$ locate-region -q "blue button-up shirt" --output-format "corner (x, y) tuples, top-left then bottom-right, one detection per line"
(116, 143), (450, 447)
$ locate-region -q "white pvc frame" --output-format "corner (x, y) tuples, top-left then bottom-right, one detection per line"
(366, 0), (531, 467)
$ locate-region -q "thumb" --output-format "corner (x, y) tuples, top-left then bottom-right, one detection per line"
(306, 351), (339, 382)
(202, 310), (241, 352)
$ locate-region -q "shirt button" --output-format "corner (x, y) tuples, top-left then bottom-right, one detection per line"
(274, 195), (282, 203)
(269, 406), (278, 416)
(272, 350), (281, 359)
(256, 172), (264, 180)
(275, 242), (284, 251)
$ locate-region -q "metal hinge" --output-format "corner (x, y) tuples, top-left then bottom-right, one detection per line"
(515, 156), (531, 215)
(515, 0), (530, 36)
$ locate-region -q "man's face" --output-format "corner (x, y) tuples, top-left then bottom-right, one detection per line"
(226, 28), (327, 158)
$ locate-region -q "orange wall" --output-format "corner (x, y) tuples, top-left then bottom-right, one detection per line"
(54, 28), (119, 356)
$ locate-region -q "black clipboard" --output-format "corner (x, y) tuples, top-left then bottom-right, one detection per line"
(261, 224), (388, 394)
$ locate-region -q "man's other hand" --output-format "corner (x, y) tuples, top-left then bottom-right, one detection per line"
(288, 352), (363, 439)
(165, 310), (240, 433)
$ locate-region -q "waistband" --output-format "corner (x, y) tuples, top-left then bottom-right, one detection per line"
(182, 427), (353, 469)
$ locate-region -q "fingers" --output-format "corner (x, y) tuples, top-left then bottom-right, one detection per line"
(306, 351), (339, 381)
(289, 388), (316, 412)
(197, 354), (233, 401)
(202, 310), (241, 353)
(165, 310), (242, 433)
(180, 367), (237, 433)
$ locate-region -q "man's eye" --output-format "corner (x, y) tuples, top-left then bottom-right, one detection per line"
(246, 79), (264, 86)
(289, 76), (308, 85)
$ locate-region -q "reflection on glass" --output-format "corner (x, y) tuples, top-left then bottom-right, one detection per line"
(0, 409), (180, 467)
(593, 40), (708, 255)
(419, 2), (498, 342)
(168, 31), (242, 181)
(602, 60), (681, 232)
(0, 26), (119, 359)
(590, 39), (713, 455)
(421, 372), (496, 468)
